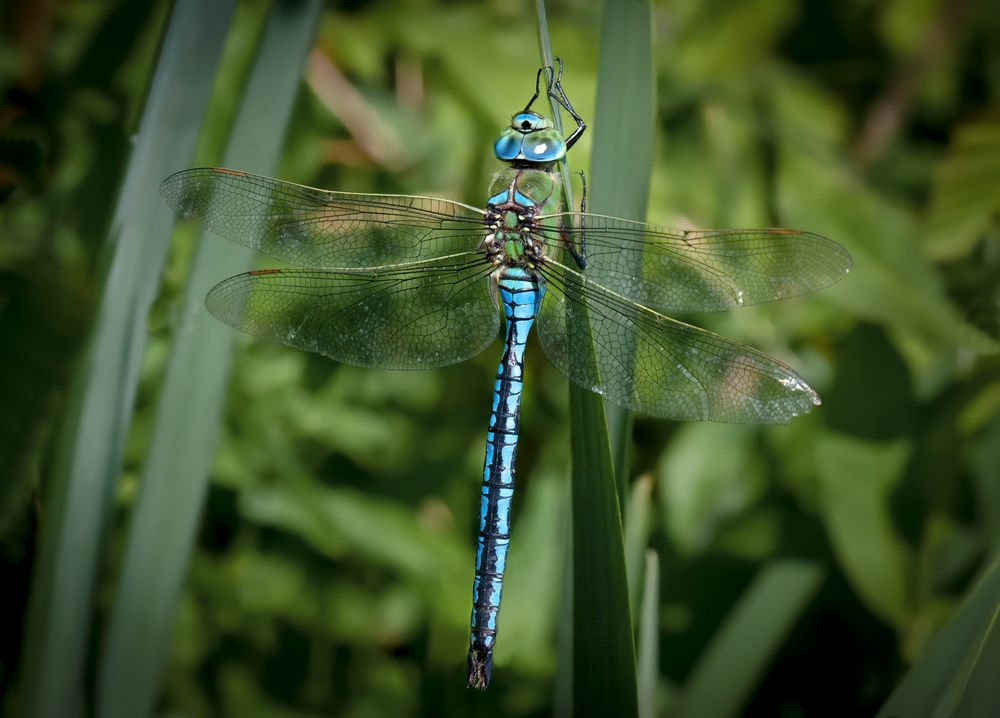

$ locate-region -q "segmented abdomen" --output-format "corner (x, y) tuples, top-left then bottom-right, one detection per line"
(467, 267), (544, 690)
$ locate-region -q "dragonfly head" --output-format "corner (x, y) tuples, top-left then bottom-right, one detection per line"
(494, 111), (566, 164)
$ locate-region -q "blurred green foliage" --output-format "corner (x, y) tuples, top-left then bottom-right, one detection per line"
(2, 0), (999, 716)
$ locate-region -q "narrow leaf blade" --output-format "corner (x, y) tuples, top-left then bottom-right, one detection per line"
(19, 4), (236, 716)
(97, 3), (323, 716)
(682, 561), (825, 718)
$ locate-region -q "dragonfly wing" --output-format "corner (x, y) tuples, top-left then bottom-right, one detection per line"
(207, 253), (499, 369)
(536, 261), (820, 423)
(161, 168), (487, 268)
(536, 214), (851, 312)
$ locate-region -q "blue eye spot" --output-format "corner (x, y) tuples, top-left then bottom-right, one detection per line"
(494, 133), (522, 160)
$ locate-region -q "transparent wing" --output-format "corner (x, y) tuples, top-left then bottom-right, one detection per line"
(536, 260), (820, 423)
(207, 253), (499, 369)
(535, 214), (852, 312)
(161, 168), (487, 268)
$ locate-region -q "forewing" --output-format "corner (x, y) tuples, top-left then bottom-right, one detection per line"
(536, 214), (852, 312)
(536, 261), (820, 423)
(161, 168), (487, 268)
(207, 253), (499, 369)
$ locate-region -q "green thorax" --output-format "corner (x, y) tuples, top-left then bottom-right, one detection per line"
(485, 168), (564, 268)
(486, 168), (562, 216)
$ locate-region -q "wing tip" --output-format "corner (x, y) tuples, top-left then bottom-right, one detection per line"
(158, 169), (187, 205)
(804, 229), (854, 278)
(205, 273), (251, 328)
(159, 167), (247, 205)
(159, 167), (206, 209)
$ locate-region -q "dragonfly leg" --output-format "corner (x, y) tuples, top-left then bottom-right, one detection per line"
(522, 64), (557, 114)
(560, 230), (587, 269)
(547, 57), (587, 150)
(557, 171), (588, 269)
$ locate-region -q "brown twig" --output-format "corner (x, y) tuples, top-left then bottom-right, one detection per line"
(307, 49), (408, 171)
(854, 0), (971, 166)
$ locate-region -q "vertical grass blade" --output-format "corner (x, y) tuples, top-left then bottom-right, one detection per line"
(534, 4), (575, 210)
(637, 550), (661, 718)
(536, 1), (650, 715)
(535, 7), (579, 714)
(680, 561), (825, 718)
(568, 392), (637, 717)
(625, 474), (654, 617)
(588, 0), (655, 494)
(96, 2), (323, 716)
(18, 3), (235, 716)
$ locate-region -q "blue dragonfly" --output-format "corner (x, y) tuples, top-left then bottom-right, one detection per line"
(161, 62), (851, 690)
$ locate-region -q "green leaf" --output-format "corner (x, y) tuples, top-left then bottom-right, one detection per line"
(241, 483), (468, 593)
(536, 0), (651, 714)
(568, 390), (637, 716)
(816, 432), (914, 627)
(952, 602), (1000, 717)
(681, 561), (825, 718)
(657, 424), (763, 555)
(970, 411), (1000, 552)
(925, 122), (1000, 261)
(586, 0), (656, 490)
(498, 464), (569, 675)
(625, 474), (655, 616)
(18, 4), (236, 717)
(776, 125), (997, 354)
(96, 3), (323, 717)
(637, 550), (661, 718)
(878, 557), (1000, 718)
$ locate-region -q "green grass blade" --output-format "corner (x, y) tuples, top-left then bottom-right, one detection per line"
(952, 603), (1000, 717)
(878, 556), (1000, 718)
(18, 3), (236, 716)
(536, 6), (578, 715)
(588, 0), (655, 496)
(625, 474), (654, 617)
(637, 550), (661, 718)
(534, 2), (575, 211)
(568, 391), (637, 717)
(680, 561), (825, 718)
(536, 1), (648, 715)
(96, 3), (322, 717)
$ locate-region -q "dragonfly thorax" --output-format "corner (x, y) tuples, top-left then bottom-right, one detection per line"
(482, 205), (545, 268)
(482, 169), (561, 268)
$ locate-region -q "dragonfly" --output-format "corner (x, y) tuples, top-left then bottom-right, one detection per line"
(160, 61), (851, 690)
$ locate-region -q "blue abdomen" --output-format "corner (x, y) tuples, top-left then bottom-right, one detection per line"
(467, 268), (544, 690)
